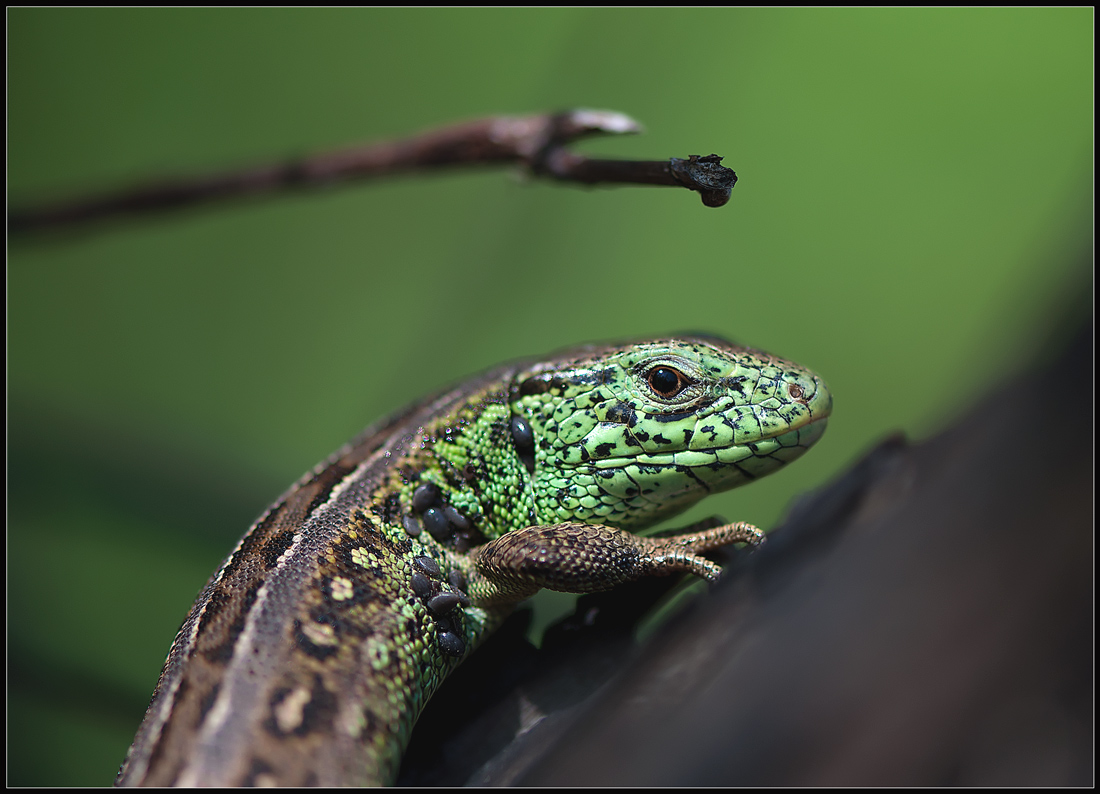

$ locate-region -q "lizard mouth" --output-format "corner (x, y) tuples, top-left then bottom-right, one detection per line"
(586, 411), (830, 472)
(765, 411), (829, 447)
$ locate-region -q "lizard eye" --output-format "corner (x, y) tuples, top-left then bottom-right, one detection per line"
(646, 366), (691, 399)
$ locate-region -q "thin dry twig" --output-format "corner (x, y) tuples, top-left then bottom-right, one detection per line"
(9, 110), (737, 233)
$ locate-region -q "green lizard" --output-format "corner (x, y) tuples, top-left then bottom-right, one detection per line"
(115, 335), (831, 786)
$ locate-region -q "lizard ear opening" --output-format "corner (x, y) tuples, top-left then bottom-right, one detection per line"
(510, 414), (536, 475)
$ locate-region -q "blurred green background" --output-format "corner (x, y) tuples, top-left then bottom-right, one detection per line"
(7, 8), (1091, 786)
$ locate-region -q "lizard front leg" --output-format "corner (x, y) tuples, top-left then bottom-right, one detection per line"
(464, 520), (765, 607)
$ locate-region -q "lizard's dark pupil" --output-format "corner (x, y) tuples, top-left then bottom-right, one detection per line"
(648, 366), (683, 397)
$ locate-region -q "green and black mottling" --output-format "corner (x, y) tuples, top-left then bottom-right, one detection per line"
(115, 336), (831, 786)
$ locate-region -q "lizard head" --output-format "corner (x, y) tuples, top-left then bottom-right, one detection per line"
(511, 335), (832, 531)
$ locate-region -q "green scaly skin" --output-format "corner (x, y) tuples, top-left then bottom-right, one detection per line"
(115, 336), (831, 787)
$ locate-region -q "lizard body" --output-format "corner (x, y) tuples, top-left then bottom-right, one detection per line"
(116, 336), (831, 786)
